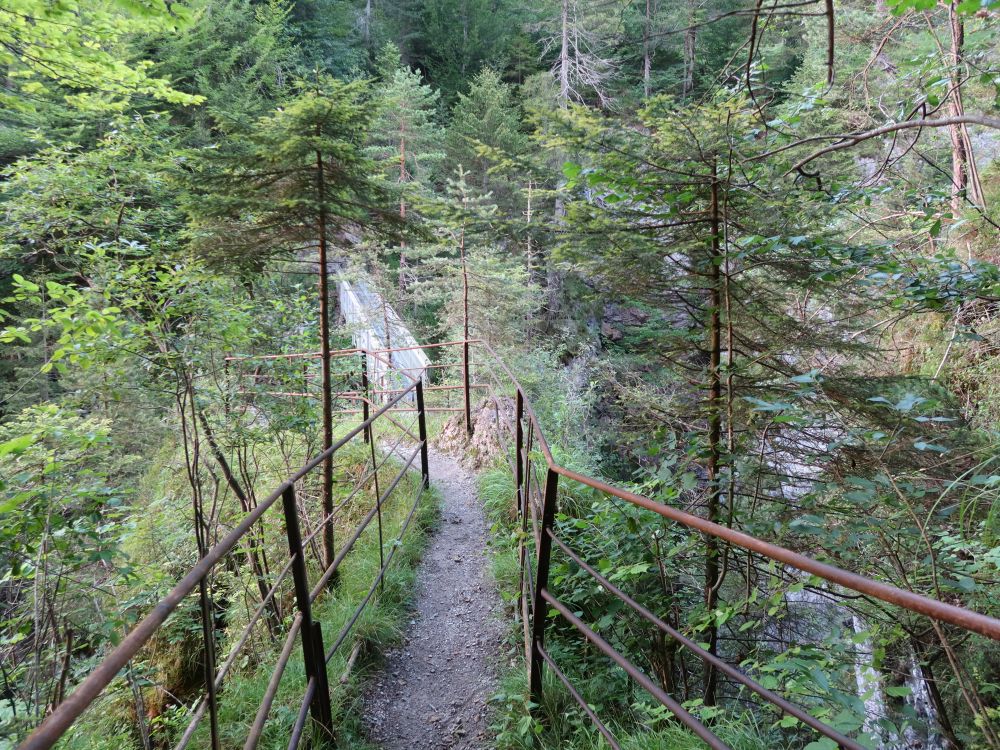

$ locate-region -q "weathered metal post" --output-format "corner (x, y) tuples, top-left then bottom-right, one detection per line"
(281, 485), (335, 745)
(416, 380), (430, 487)
(367, 415), (384, 593)
(514, 391), (532, 667)
(515, 391), (524, 516)
(529, 468), (559, 710)
(360, 352), (370, 444)
(197, 577), (221, 750)
(463, 339), (472, 436)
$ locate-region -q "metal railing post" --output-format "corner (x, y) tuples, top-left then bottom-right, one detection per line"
(515, 391), (531, 667)
(463, 339), (472, 436)
(281, 485), (335, 746)
(515, 391), (524, 509)
(197, 577), (221, 750)
(529, 468), (559, 710)
(416, 380), (430, 486)
(368, 416), (385, 593)
(360, 353), (370, 444)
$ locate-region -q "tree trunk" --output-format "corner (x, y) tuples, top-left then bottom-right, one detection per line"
(683, 0), (697, 96)
(196, 409), (280, 634)
(911, 636), (965, 750)
(525, 179), (534, 278)
(703, 168), (722, 706)
(399, 131), (408, 292)
(559, 0), (571, 106)
(947, 3), (985, 214)
(315, 147), (335, 573)
(643, 0), (653, 98)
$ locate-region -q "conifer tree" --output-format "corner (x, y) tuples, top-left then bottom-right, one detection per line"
(446, 68), (527, 208)
(187, 78), (401, 569)
(368, 44), (445, 290)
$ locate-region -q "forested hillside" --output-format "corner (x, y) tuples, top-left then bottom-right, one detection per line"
(3, 0), (1000, 748)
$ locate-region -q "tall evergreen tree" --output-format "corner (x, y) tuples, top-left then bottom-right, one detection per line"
(187, 78), (401, 568)
(446, 68), (527, 208)
(369, 44), (445, 290)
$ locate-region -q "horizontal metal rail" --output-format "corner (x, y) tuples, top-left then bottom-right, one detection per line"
(324, 474), (428, 664)
(27, 336), (1000, 750)
(546, 529), (863, 750)
(463, 338), (1000, 749)
(552, 464), (1000, 640)
(309, 443), (422, 599)
(471, 339), (1000, 639)
(542, 589), (729, 750)
(19, 377), (427, 750)
(536, 645), (621, 750)
(244, 616), (303, 750)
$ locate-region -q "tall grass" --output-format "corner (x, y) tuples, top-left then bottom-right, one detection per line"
(57, 440), (439, 750)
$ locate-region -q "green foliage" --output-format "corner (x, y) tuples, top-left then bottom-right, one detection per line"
(0, 405), (130, 741)
(0, 0), (202, 112)
(139, 0), (298, 134)
(187, 77), (401, 272)
(4, 1), (1000, 748)
(415, 0), (515, 100)
(446, 69), (527, 203)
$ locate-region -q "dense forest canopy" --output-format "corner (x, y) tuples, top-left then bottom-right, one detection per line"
(2, 0), (1000, 748)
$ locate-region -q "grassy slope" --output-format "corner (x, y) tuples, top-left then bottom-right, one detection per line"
(57, 433), (439, 750)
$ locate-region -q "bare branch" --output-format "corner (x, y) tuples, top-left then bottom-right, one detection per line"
(751, 115), (1000, 173)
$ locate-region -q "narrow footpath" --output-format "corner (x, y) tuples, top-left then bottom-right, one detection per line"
(365, 447), (503, 749)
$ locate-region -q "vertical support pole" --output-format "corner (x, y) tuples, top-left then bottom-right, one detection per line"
(310, 621), (333, 738)
(416, 380), (430, 487)
(360, 353), (370, 444)
(368, 418), (384, 593)
(703, 166), (723, 707)
(529, 468), (559, 710)
(197, 577), (221, 750)
(282, 485), (334, 745)
(463, 339), (472, 436)
(515, 391), (524, 514)
(514, 391), (531, 667)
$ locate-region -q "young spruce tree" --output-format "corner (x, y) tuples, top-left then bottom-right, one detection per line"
(187, 78), (401, 569)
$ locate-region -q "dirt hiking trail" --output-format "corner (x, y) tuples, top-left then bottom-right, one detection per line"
(364, 447), (503, 749)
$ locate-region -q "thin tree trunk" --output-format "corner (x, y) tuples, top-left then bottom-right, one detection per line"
(196, 410), (280, 634)
(911, 636), (965, 750)
(947, 3), (984, 214)
(703, 168), (722, 706)
(683, 0), (697, 96)
(525, 179), (534, 277)
(399, 131), (408, 292)
(559, 0), (570, 106)
(643, 0), (653, 98)
(315, 147), (335, 572)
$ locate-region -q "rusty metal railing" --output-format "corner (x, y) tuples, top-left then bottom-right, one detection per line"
(19, 337), (1000, 750)
(18, 375), (431, 750)
(243, 338), (1000, 746)
(411, 339), (1000, 750)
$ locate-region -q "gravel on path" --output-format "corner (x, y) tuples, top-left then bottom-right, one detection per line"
(364, 447), (503, 749)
